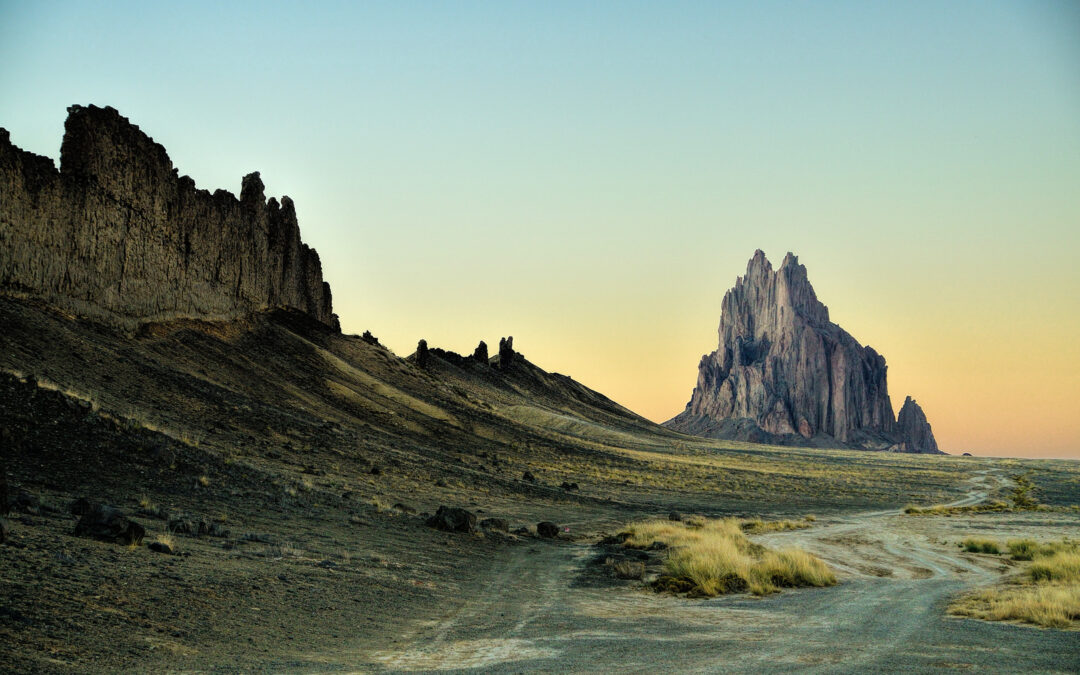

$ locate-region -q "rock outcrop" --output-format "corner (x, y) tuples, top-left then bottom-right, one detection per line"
(665, 251), (940, 453)
(0, 105), (337, 329)
(895, 397), (938, 453)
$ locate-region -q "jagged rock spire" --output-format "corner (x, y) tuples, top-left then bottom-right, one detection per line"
(665, 251), (939, 452)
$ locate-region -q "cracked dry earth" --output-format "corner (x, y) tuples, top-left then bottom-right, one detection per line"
(352, 470), (1080, 674)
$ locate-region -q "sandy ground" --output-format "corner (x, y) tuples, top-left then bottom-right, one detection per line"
(352, 469), (1080, 674)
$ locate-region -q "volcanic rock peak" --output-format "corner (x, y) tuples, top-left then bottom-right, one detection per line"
(666, 250), (940, 453)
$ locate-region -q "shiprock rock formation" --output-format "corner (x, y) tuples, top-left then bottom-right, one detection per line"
(0, 105), (337, 330)
(665, 250), (939, 452)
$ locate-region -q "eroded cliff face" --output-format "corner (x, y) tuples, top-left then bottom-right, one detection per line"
(0, 105), (337, 330)
(665, 250), (940, 453)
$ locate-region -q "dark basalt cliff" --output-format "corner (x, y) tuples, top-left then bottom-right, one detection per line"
(0, 105), (337, 330)
(665, 250), (940, 453)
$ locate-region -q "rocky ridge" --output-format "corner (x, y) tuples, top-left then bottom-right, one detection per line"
(665, 250), (939, 453)
(0, 105), (337, 329)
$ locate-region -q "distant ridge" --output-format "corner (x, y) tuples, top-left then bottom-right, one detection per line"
(0, 105), (337, 330)
(665, 250), (939, 453)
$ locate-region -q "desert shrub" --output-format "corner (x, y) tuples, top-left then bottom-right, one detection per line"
(961, 537), (1001, 554)
(622, 517), (835, 597)
(741, 519), (811, 534)
(952, 585), (1080, 629)
(613, 560), (645, 580)
(1029, 552), (1080, 583)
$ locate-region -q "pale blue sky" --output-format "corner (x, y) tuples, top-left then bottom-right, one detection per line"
(2, 1), (1078, 456)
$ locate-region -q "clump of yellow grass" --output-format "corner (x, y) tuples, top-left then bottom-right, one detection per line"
(951, 539), (1080, 629)
(621, 517), (835, 597)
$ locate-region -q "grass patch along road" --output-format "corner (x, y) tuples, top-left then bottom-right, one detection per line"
(621, 517), (835, 596)
(951, 538), (1080, 629)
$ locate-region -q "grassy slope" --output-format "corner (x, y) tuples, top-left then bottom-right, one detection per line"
(3, 296), (1070, 670)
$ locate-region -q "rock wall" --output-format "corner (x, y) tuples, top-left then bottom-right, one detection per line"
(0, 105), (337, 330)
(665, 250), (940, 452)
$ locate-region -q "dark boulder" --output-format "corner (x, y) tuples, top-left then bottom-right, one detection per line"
(426, 506), (477, 533)
(522, 471), (537, 483)
(668, 511), (682, 522)
(537, 521), (560, 538)
(69, 497), (92, 516)
(74, 504), (145, 545)
(0, 517), (9, 544)
(392, 503), (418, 515)
(8, 489), (40, 515)
(168, 516), (228, 538)
(560, 481), (579, 491)
(479, 518), (509, 532)
(148, 541), (173, 554)
(0, 468), (8, 516)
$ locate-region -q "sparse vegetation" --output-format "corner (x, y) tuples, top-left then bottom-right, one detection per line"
(621, 517), (835, 597)
(740, 518), (812, 534)
(903, 501), (1012, 516)
(951, 538), (1080, 629)
(960, 537), (1001, 554)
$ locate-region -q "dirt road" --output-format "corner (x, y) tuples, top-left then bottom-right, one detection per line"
(360, 470), (1080, 673)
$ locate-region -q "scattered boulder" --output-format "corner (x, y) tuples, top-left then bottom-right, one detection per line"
(69, 497), (92, 516)
(391, 503), (418, 515)
(8, 489), (40, 515)
(370, 465), (382, 476)
(168, 517), (229, 538)
(479, 518), (509, 532)
(426, 506), (477, 533)
(512, 526), (530, 536)
(361, 330), (380, 346)
(668, 511), (682, 522)
(522, 471), (537, 483)
(560, 482), (580, 491)
(536, 521), (559, 538)
(0, 469), (8, 516)
(74, 504), (145, 545)
(0, 517), (9, 544)
(148, 541), (173, 555)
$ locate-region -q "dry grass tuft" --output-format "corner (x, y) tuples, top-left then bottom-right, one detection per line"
(621, 516), (834, 597)
(961, 537), (1001, 554)
(741, 519), (812, 534)
(951, 585), (1080, 629)
(951, 538), (1080, 629)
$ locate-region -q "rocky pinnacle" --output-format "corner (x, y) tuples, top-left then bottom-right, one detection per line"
(665, 250), (939, 453)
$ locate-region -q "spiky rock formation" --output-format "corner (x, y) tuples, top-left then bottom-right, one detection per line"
(473, 341), (489, 364)
(896, 397), (938, 453)
(665, 250), (940, 452)
(498, 336), (515, 370)
(416, 339), (429, 369)
(0, 105), (337, 329)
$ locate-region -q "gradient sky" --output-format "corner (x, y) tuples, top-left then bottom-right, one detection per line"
(2, 2), (1078, 458)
